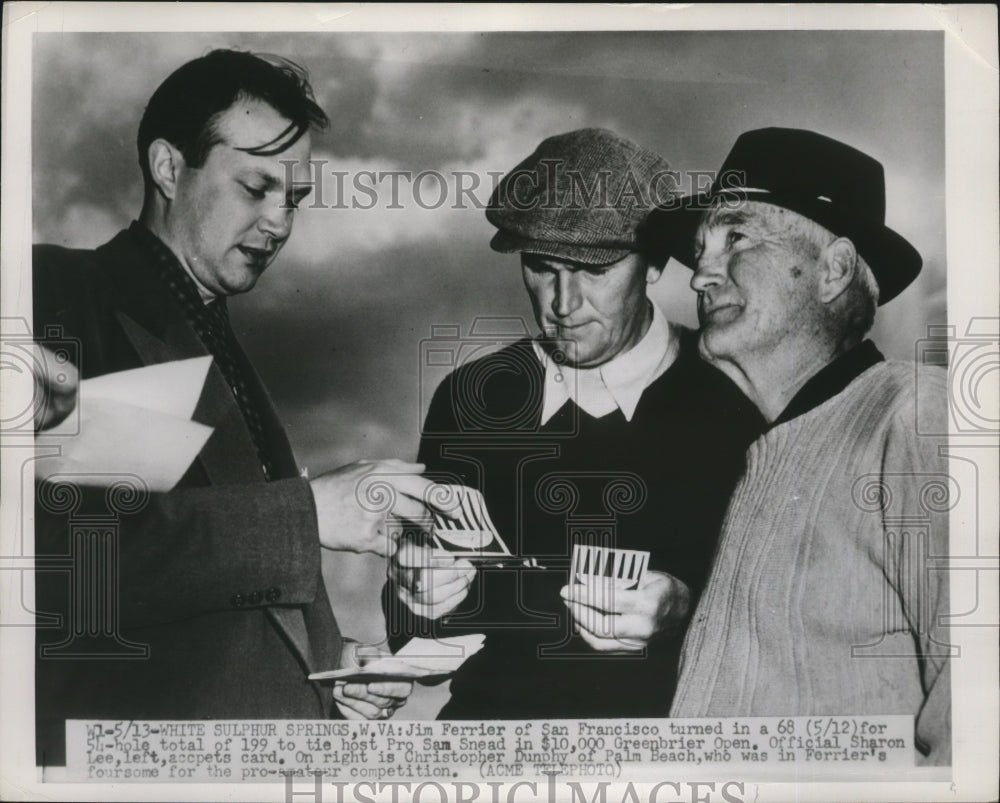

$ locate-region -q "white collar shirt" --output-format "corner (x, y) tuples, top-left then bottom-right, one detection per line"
(532, 302), (681, 425)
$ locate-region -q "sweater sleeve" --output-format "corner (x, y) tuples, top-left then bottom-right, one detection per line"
(882, 367), (951, 765)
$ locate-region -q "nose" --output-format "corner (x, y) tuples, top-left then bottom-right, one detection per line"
(690, 250), (726, 294)
(258, 203), (294, 242)
(552, 270), (582, 318)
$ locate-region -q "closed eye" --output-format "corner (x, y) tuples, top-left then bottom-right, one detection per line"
(240, 182), (267, 200)
(522, 257), (557, 276)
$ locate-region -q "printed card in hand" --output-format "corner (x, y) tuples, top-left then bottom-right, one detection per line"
(430, 485), (512, 559)
(572, 543), (649, 591)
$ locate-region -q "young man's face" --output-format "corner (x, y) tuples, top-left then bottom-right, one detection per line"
(521, 252), (662, 368)
(168, 98), (313, 296)
(690, 201), (823, 366)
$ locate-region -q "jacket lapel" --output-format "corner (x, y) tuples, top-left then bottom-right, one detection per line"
(101, 233), (265, 486)
(99, 229), (315, 673)
(113, 310), (265, 485)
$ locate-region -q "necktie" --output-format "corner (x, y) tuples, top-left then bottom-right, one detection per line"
(201, 299), (274, 480)
(130, 222), (275, 481)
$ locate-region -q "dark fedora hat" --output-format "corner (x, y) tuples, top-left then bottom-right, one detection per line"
(643, 127), (922, 304)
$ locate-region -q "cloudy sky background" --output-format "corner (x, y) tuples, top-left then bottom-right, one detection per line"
(33, 31), (945, 676)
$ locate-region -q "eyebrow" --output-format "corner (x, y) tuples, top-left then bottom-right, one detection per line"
(704, 210), (750, 228)
(242, 170), (281, 189)
(523, 255), (615, 271)
(522, 256), (562, 269)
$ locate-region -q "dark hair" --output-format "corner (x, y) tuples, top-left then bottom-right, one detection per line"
(137, 48), (328, 185)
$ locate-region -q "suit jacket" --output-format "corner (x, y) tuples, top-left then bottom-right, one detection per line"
(34, 227), (341, 766)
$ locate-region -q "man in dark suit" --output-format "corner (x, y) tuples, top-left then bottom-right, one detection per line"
(33, 49), (441, 766)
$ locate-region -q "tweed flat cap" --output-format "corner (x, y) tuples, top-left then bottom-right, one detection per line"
(487, 128), (672, 265)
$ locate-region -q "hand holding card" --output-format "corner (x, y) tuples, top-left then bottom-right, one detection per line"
(429, 485), (510, 556)
(572, 543), (649, 591)
(308, 634), (486, 683)
(428, 484), (540, 567)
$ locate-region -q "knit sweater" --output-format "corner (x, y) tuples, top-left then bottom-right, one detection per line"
(670, 362), (951, 765)
(387, 334), (764, 718)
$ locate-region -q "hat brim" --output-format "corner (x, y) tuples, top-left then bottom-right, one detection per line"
(490, 230), (633, 266)
(643, 190), (922, 305)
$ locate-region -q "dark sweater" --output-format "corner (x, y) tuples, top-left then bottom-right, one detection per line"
(387, 332), (763, 718)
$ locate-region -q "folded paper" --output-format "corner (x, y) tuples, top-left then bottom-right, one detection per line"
(35, 356), (214, 492)
(308, 634), (486, 682)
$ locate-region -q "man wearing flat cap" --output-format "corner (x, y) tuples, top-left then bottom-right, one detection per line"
(385, 128), (763, 718)
(648, 128), (951, 764)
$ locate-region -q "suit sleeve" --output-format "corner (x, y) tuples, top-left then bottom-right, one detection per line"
(40, 477), (322, 628)
(882, 368), (951, 765)
(36, 459), (323, 632)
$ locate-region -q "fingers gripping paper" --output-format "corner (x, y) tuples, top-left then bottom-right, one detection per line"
(429, 484), (545, 568)
(35, 356), (214, 492)
(308, 634), (487, 683)
(430, 485), (510, 555)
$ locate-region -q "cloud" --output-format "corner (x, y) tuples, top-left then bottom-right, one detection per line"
(33, 30), (947, 397)
(282, 397), (406, 472)
(282, 92), (600, 270)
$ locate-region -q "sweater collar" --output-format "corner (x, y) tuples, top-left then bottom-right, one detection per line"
(772, 339), (885, 427)
(532, 302), (680, 424)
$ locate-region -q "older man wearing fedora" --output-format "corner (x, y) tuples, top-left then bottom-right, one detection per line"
(385, 128), (763, 718)
(647, 128), (951, 764)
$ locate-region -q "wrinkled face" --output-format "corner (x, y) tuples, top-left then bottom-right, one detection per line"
(521, 252), (661, 368)
(690, 202), (822, 365)
(168, 98), (313, 296)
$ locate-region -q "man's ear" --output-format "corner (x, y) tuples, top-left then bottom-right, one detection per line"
(645, 261), (665, 285)
(817, 237), (857, 304)
(146, 139), (184, 200)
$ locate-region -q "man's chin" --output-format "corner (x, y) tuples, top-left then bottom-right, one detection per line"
(221, 268), (265, 296)
(541, 333), (581, 364)
(563, 347), (610, 370)
(698, 326), (735, 363)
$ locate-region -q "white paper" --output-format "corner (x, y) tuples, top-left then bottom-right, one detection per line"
(45, 355), (212, 433)
(35, 357), (214, 492)
(307, 634), (486, 682)
(81, 355), (211, 420)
